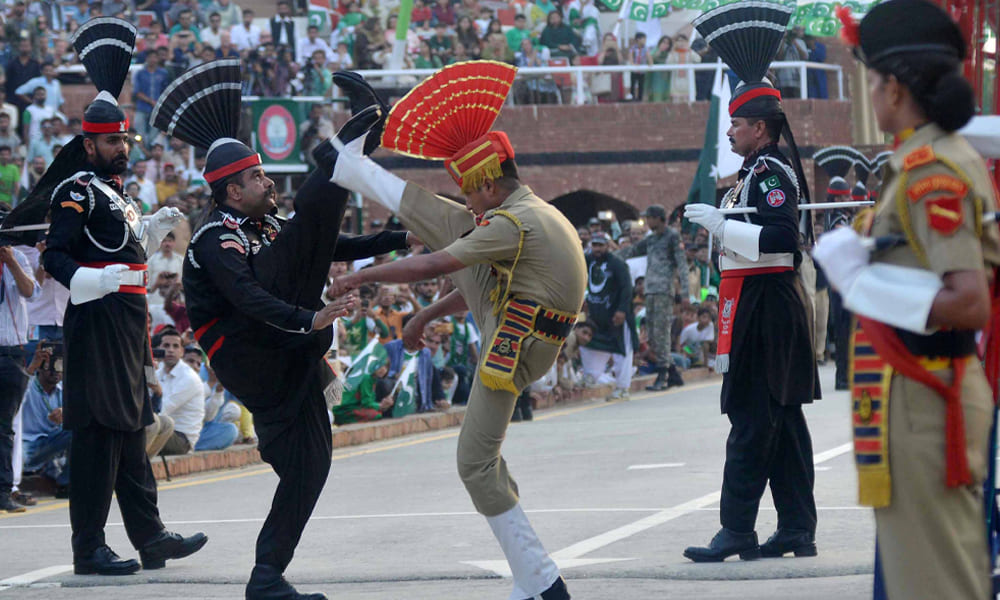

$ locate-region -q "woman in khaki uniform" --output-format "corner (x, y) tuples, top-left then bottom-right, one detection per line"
(814, 2), (1000, 598)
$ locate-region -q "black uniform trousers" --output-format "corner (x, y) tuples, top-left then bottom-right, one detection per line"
(223, 170), (347, 573)
(69, 423), (163, 556)
(720, 383), (817, 535)
(830, 290), (851, 388)
(0, 351), (28, 495)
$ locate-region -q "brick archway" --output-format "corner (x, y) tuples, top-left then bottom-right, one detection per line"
(550, 190), (640, 228)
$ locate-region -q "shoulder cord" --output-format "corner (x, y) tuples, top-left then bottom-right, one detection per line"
(487, 209), (526, 316)
(737, 156), (800, 223)
(187, 213), (252, 269)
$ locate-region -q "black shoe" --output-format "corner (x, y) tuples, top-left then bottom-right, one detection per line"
(521, 576), (571, 600)
(666, 364), (685, 388)
(55, 485), (69, 499)
(0, 493), (26, 513)
(332, 71), (390, 155)
(311, 105), (382, 175)
(139, 530), (208, 570)
(759, 529), (817, 558)
(74, 545), (141, 575)
(645, 368), (668, 391)
(683, 528), (761, 562)
(246, 564), (328, 600)
(518, 393), (534, 421)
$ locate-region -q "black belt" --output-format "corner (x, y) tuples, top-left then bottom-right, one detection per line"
(895, 329), (977, 359)
(534, 311), (575, 341)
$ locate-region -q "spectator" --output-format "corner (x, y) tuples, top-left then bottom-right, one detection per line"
(647, 36), (673, 102)
(21, 343), (69, 496)
(415, 39), (444, 69)
(427, 22), (454, 62)
(385, 14), (421, 56)
(156, 163), (181, 207)
(124, 161), (158, 211)
(205, 0), (242, 30)
(146, 142), (165, 182)
(539, 10), (580, 58)
(481, 31), (515, 64)
(26, 118), (56, 164)
(373, 285), (414, 342)
(132, 53), (170, 148)
(0, 91), (20, 144)
(775, 26), (807, 99)
(445, 312), (478, 405)
(413, 279), (439, 308)
(431, 0), (456, 27)
(667, 33), (699, 103)
(200, 12), (224, 49)
(155, 328), (205, 455)
(27, 1), (67, 32)
(474, 7), (493, 36)
(353, 17), (389, 69)
(270, 0), (297, 59)
(194, 369), (239, 451)
(677, 306), (714, 367)
(506, 14), (533, 53)
(147, 232), (183, 289)
(562, 320), (594, 372)
(298, 24), (334, 67)
(0, 244), (39, 512)
(455, 16), (481, 59)
(17, 155), (45, 202)
(298, 103), (334, 166)
(330, 41), (353, 70)
(531, 0), (560, 31)
(595, 33), (625, 103)
(805, 34), (828, 99)
(448, 41), (470, 64)
(169, 8), (202, 47)
(64, 0), (91, 26)
(411, 0), (432, 28)
(21, 86), (53, 145)
(691, 37), (717, 101)
(51, 116), (72, 146)
(5, 2), (35, 53)
(230, 8), (262, 52)
(339, 297), (389, 356)
(0, 146), (19, 206)
(5, 39), (40, 115)
(14, 61), (62, 113)
(302, 49), (333, 96)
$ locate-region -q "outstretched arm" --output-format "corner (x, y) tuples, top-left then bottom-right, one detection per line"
(330, 250), (465, 297)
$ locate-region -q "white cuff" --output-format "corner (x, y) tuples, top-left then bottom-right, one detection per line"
(485, 504), (560, 599)
(330, 137), (406, 213)
(843, 263), (943, 334)
(722, 220), (762, 261)
(69, 267), (109, 305)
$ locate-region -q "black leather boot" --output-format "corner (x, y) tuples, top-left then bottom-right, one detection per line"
(139, 530), (208, 569)
(74, 545), (141, 575)
(246, 564), (328, 600)
(683, 528), (761, 562)
(645, 366), (668, 391)
(521, 576), (571, 600)
(311, 105), (381, 177)
(332, 71), (390, 155)
(759, 529), (817, 558)
(666, 363), (685, 388)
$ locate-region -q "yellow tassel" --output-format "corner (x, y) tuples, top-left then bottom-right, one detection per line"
(460, 156), (504, 193)
(857, 471), (891, 508)
(479, 370), (519, 393)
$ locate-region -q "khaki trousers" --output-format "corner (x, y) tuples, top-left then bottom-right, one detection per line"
(400, 184), (561, 516)
(144, 413), (174, 458)
(875, 358), (993, 600)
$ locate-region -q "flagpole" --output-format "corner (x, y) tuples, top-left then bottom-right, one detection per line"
(719, 201), (874, 215)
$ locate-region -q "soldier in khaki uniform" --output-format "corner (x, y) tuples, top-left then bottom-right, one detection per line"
(326, 63), (583, 600)
(815, 2), (1000, 598)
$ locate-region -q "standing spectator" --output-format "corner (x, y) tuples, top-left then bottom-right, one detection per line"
(146, 142), (165, 182)
(0, 146), (19, 207)
(647, 36), (673, 103)
(297, 24), (334, 67)
(775, 27), (807, 99)
(0, 112), (21, 153)
(373, 285), (413, 342)
(22, 87), (54, 145)
(506, 14), (533, 53)
(155, 328), (204, 455)
(5, 39), (40, 116)
(667, 34), (699, 103)
(21, 343), (70, 496)
(15, 61), (63, 113)
(580, 233), (637, 399)
(28, 1), (67, 33)
(125, 161), (158, 211)
(199, 12), (224, 49)
(616, 204), (688, 390)
(270, 0), (297, 60)
(147, 232), (183, 288)
(0, 244), (39, 512)
(26, 118), (56, 164)
(230, 8), (261, 52)
(691, 37), (718, 101)
(805, 35), (828, 99)
(539, 10), (580, 59)
(4, 2), (35, 53)
(17, 155), (45, 202)
(205, 0), (241, 30)
(431, 0), (457, 27)
(594, 33), (624, 104)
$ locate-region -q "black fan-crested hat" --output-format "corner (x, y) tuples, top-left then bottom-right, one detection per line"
(871, 150), (892, 182)
(694, 1), (793, 118)
(813, 146), (856, 199)
(150, 59), (259, 185)
(71, 17), (136, 134)
(853, 154), (872, 187)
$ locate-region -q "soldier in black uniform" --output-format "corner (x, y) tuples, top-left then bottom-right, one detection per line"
(152, 60), (410, 600)
(683, 2), (820, 562)
(40, 19), (206, 576)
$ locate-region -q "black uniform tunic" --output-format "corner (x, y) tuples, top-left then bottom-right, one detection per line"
(44, 169), (164, 557)
(183, 169), (407, 572)
(716, 144), (819, 536)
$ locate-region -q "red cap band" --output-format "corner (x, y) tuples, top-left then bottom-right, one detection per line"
(204, 153), (263, 184)
(82, 118), (130, 134)
(827, 188), (851, 196)
(728, 87), (782, 117)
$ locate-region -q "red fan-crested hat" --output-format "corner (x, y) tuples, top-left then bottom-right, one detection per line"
(380, 61), (517, 193)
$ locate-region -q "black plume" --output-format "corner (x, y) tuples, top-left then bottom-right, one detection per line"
(150, 59), (243, 149)
(813, 146), (857, 180)
(70, 17), (136, 98)
(693, 1), (794, 85)
(872, 150), (892, 182)
(854, 155), (872, 186)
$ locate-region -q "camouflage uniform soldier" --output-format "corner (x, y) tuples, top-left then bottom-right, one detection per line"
(617, 204), (689, 390)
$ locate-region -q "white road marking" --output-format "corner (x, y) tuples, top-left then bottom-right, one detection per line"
(0, 565), (71, 592)
(465, 441), (854, 576)
(627, 463), (685, 470)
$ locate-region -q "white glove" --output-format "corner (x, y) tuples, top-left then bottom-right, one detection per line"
(69, 264), (129, 305)
(684, 203), (726, 241)
(144, 207), (184, 253)
(812, 227), (870, 293)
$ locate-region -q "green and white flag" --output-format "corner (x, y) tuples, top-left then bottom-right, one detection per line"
(343, 337), (388, 394)
(308, 0), (335, 35)
(686, 67), (740, 207)
(391, 350), (420, 418)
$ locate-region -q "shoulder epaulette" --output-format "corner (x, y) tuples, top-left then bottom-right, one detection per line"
(902, 145), (935, 171)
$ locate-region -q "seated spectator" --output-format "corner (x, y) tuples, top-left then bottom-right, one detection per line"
(215, 32), (240, 59)
(448, 41), (470, 64)
(330, 42), (353, 71)
(18, 155), (46, 203)
(303, 49), (333, 96)
(21, 344), (70, 496)
(481, 32), (515, 64)
(230, 8), (262, 52)
(411, 0), (432, 28)
(677, 307), (715, 367)
(193, 356), (240, 452)
(374, 284), (414, 342)
(354, 17), (390, 69)
(334, 342), (391, 424)
(427, 22), (454, 62)
(507, 14), (533, 53)
(385, 14), (421, 55)
(431, 0), (456, 27)
(169, 8), (201, 53)
(0, 113), (22, 155)
(200, 11), (224, 49)
(455, 16), (481, 59)
(156, 162), (181, 206)
(413, 279), (439, 307)
(539, 10), (580, 58)
(155, 327), (205, 455)
(414, 39), (442, 69)
(563, 320), (594, 373)
(206, 0), (242, 30)
(298, 24), (334, 67)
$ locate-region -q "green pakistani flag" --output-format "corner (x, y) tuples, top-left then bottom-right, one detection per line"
(391, 350), (420, 418)
(343, 337), (388, 395)
(686, 66), (740, 207)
